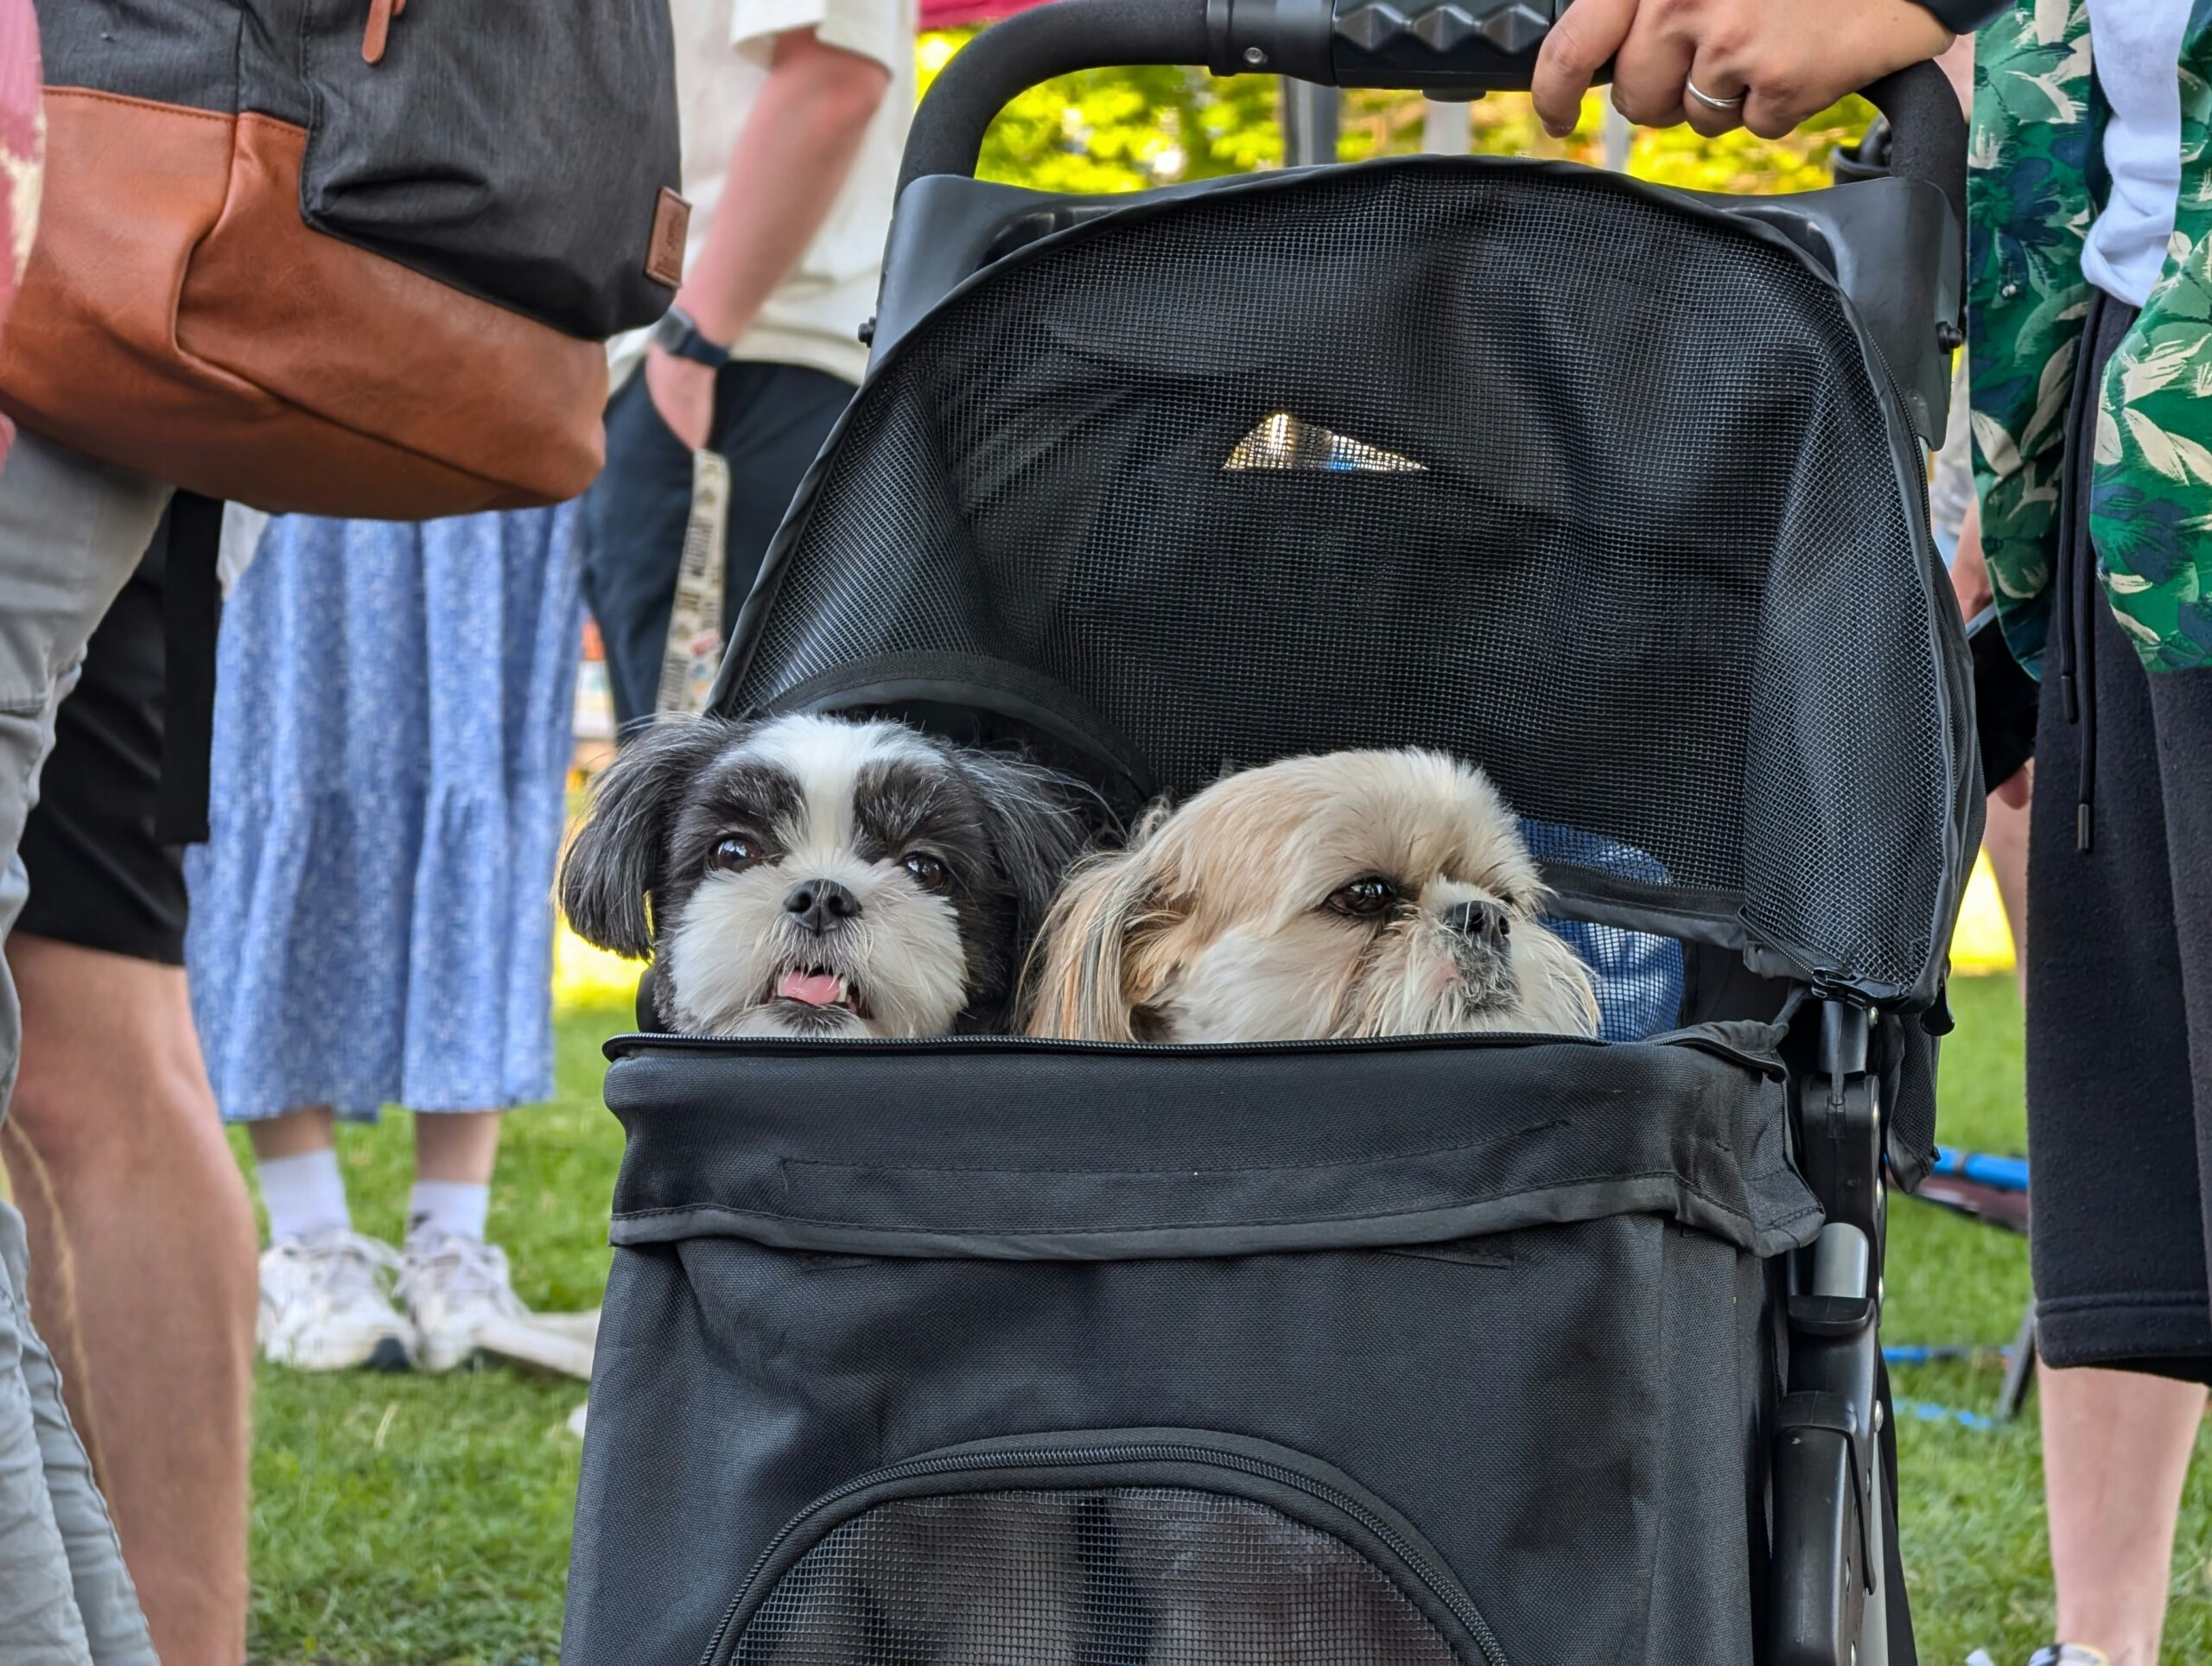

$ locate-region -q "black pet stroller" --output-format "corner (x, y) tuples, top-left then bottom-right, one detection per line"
(564, 3), (1976, 1660)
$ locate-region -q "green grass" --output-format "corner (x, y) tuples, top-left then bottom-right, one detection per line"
(238, 977), (2212, 1662)
(1890, 977), (2212, 1661)
(238, 998), (627, 1665)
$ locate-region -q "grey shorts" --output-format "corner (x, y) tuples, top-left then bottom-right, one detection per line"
(0, 425), (169, 1664)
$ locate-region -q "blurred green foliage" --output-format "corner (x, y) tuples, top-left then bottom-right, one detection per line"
(918, 28), (1872, 197)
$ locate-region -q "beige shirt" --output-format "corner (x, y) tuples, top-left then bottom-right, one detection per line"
(607, 0), (916, 391)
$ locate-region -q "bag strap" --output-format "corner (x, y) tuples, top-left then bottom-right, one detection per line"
(657, 448), (731, 719)
(362, 0), (409, 65)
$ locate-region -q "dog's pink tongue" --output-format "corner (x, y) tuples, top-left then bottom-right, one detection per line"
(777, 971), (845, 1007)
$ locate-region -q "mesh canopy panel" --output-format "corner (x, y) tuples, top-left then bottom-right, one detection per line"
(731, 1488), (1462, 1664)
(727, 159), (1965, 999)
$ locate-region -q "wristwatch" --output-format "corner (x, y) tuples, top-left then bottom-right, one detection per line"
(1911, 0), (2010, 32)
(650, 304), (730, 370)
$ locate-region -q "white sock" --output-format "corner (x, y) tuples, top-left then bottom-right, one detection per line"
(409, 1180), (490, 1243)
(257, 1148), (351, 1244)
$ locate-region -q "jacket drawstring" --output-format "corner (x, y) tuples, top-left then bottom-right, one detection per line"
(2075, 503), (2097, 853)
(2056, 297), (2111, 855)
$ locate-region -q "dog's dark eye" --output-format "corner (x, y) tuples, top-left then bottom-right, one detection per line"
(903, 851), (951, 893)
(1329, 876), (1399, 918)
(709, 836), (759, 873)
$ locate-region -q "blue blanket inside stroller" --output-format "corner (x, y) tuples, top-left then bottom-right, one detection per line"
(1526, 821), (1684, 1042)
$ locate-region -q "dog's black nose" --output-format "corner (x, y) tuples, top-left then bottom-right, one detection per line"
(1444, 900), (1511, 944)
(785, 879), (860, 933)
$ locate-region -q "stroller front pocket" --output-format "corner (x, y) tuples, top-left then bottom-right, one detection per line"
(705, 1430), (1506, 1666)
(569, 1026), (1818, 1665)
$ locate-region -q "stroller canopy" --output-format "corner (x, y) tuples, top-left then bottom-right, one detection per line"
(722, 157), (1974, 1007)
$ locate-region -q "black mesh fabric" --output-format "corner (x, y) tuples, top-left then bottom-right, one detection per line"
(731, 1488), (1459, 1664)
(725, 158), (1965, 1001)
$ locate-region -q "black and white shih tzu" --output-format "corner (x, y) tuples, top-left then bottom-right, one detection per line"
(560, 713), (1091, 1037)
(1026, 747), (1599, 1043)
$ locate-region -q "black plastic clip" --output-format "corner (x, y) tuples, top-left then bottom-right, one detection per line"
(1788, 1293), (1876, 1337)
(1769, 1390), (1873, 1665)
(1800, 1005), (1883, 1247)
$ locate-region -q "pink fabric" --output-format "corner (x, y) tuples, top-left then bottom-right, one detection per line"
(0, 0), (41, 467)
(920, 0), (1047, 31)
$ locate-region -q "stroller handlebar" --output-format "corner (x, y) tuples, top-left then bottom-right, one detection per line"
(1857, 63), (1967, 231)
(903, 0), (1213, 194)
(899, 0), (1966, 231)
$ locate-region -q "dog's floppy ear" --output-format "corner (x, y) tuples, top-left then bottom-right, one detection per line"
(559, 716), (739, 958)
(957, 748), (1097, 944)
(1020, 806), (1183, 1041)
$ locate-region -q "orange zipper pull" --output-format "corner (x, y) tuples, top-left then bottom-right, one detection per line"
(362, 0), (408, 65)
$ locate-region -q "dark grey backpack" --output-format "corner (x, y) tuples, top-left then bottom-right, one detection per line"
(0, 0), (683, 517)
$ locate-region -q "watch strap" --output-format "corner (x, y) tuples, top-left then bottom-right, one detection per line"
(654, 305), (731, 370)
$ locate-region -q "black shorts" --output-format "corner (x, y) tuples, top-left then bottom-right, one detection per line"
(16, 520), (190, 964)
(2025, 292), (2212, 1382)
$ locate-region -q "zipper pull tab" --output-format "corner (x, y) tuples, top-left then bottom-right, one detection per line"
(362, 0), (408, 65)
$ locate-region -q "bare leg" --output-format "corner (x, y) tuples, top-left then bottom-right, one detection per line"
(245, 1103), (337, 1162)
(3, 934), (255, 1666)
(1952, 502), (2033, 1000)
(401, 1112), (510, 1371)
(2042, 1364), (2204, 1666)
(414, 1109), (500, 1185)
(1983, 775), (2031, 999)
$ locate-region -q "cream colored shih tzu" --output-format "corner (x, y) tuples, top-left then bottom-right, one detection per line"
(1025, 748), (1600, 1043)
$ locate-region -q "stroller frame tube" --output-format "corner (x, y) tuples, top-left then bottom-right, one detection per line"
(1770, 1000), (1897, 1666)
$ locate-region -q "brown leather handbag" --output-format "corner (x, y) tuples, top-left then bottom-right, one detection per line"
(0, 1), (687, 518)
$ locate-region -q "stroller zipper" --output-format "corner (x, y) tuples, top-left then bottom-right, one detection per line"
(1885, 353), (1936, 532)
(696, 1440), (1512, 1666)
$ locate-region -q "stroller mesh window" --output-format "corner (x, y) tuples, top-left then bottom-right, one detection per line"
(729, 161), (1960, 998)
(731, 1487), (1461, 1664)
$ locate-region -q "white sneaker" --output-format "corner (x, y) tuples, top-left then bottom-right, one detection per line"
(397, 1228), (528, 1373)
(257, 1229), (414, 1371)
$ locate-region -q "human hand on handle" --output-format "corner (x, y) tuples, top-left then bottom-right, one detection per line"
(1530, 0), (1955, 140)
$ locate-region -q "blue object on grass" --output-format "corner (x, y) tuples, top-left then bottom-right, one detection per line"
(1893, 1398), (2000, 1434)
(1928, 1148), (2030, 1193)
(1884, 1344), (2014, 1366)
